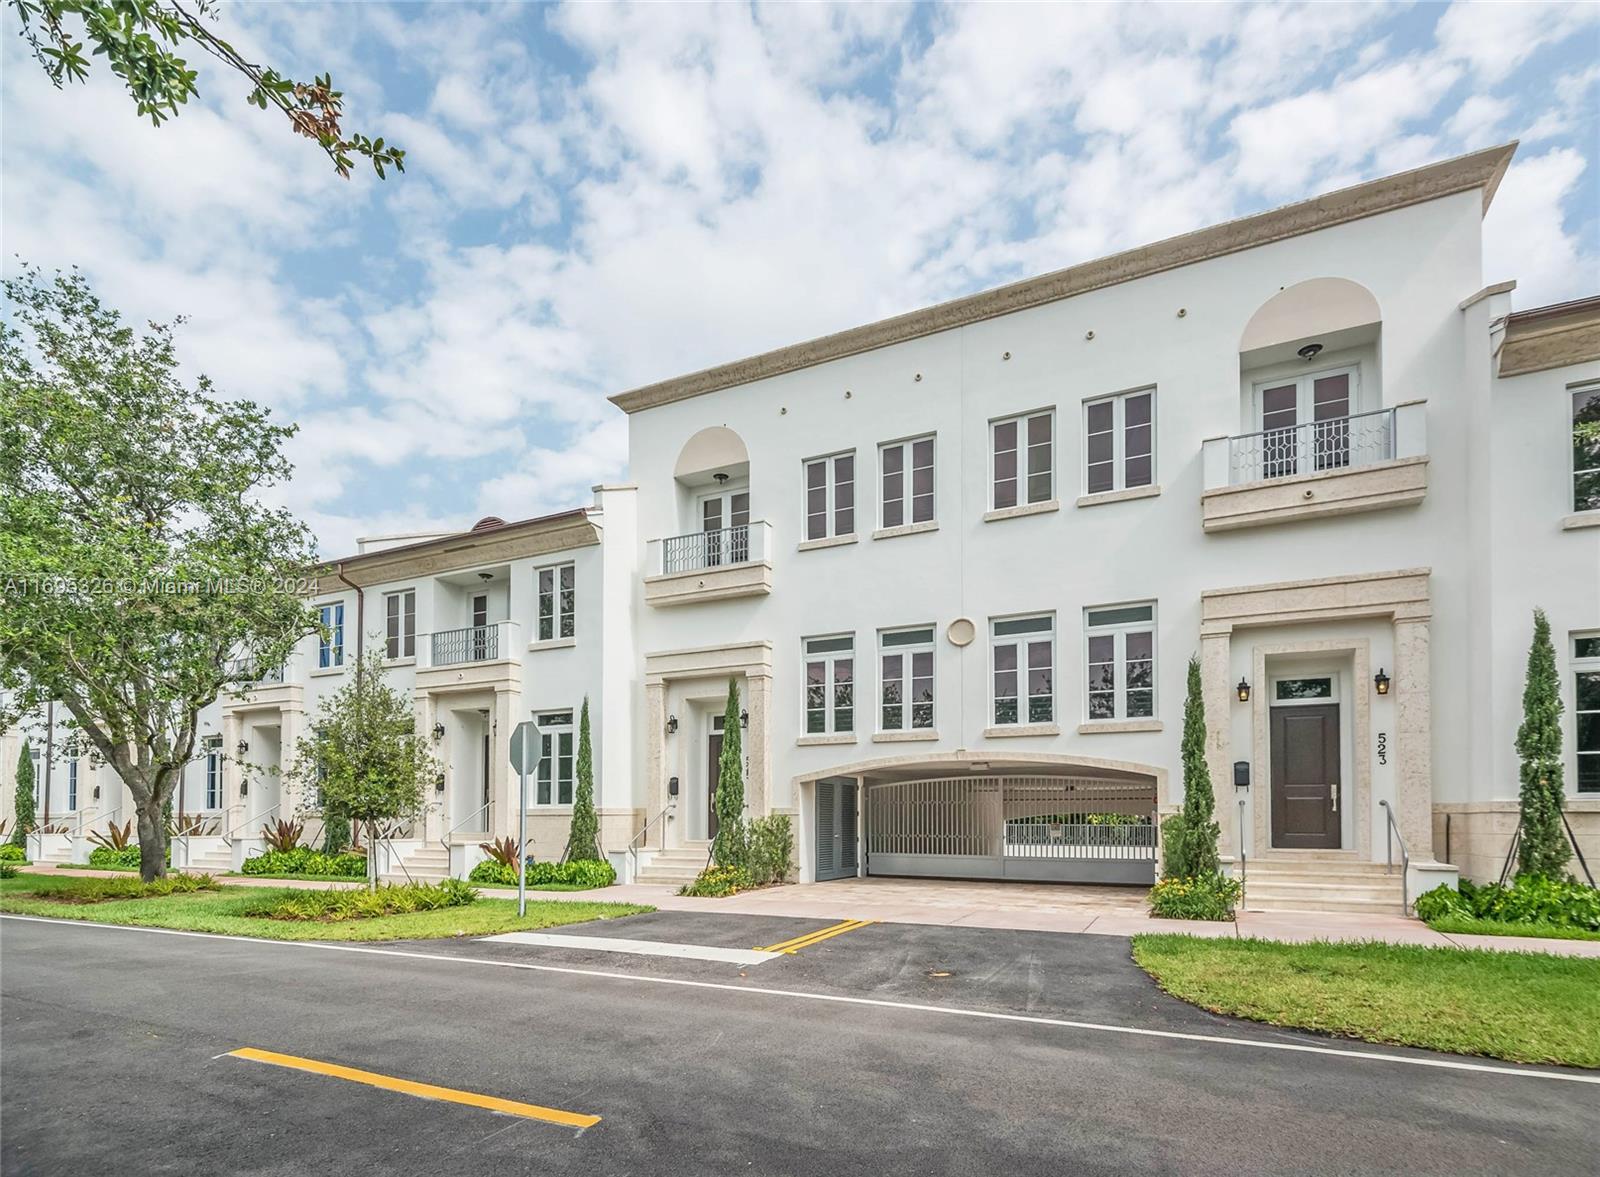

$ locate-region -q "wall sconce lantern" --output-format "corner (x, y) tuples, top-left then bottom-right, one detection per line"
(434, 772), (446, 793)
(665, 715), (678, 736)
(1373, 668), (1391, 696)
(432, 722), (446, 741)
(1236, 678), (1251, 703)
(739, 709), (749, 729)
(240, 779), (249, 797)
(236, 740), (249, 758)
(92, 786), (101, 802)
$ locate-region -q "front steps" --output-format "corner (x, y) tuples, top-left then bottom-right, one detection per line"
(633, 841), (713, 887)
(1239, 855), (1407, 915)
(186, 846), (234, 874)
(383, 843), (450, 883)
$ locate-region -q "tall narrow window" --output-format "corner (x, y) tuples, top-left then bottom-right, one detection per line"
(1573, 384), (1600, 513)
(1084, 603), (1157, 720)
(1084, 389), (1155, 494)
(991, 411), (1053, 509)
(205, 740), (222, 809)
(991, 615), (1054, 725)
(317, 602), (344, 669)
(880, 436), (935, 528)
(538, 564), (576, 641)
(535, 710), (575, 805)
(1576, 635), (1600, 793)
(880, 627), (935, 732)
(67, 759), (78, 810)
(804, 453), (856, 540)
(803, 635), (855, 734)
(385, 589), (416, 660)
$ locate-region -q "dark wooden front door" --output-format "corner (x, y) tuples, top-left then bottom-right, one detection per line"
(707, 730), (722, 840)
(1270, 704), (1341, 848)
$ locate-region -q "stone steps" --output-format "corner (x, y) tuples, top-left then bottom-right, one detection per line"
(634, 844), (713, 886)
(1238, 856), (1406, 914)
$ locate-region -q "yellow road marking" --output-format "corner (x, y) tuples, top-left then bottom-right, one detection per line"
(226, 1048), (600, 1129)
(756, 919), (873, 954)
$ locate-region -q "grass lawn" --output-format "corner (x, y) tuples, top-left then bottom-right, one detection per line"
(1132, 934), (1600, 1068)
(0, 875), (651, 943)
(1422, 914), (1600, 942)
(225, 872), (371, 884)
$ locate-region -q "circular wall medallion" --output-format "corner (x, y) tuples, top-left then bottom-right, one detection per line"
(946, 618), (976, 647)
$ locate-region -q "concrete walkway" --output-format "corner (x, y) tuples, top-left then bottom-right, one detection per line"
(20, 865), (1600, 956)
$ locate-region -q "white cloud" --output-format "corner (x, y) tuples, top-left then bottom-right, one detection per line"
(1436, 1), (1599, 83)
(1483, 149), (1598, 307)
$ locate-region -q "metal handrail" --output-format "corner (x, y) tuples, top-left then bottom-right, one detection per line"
(1227, 406), (1395, 484)
(224, 801), (281, 847)
(431, 624), (501, 666)
(1379, 799), (1410, 913)
(377, 830), (415, 886)
(439, 803), (491, 856)
(626, 803), (675, 882)
(70, 806), (122, 841)
(1237, 798), (1247, 908)
(659, 524), (755, 574)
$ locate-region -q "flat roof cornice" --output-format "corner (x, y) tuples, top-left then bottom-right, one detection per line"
(610, 142), (1517, 415)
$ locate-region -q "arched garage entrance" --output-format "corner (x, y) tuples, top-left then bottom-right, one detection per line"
(804, 756), (1162, 886)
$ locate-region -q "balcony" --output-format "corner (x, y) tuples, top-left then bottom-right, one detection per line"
(1200, 401), (1427, 532)
(644, 520), (773, 607)
(424, 621), (518, 667)
(220, 657), (300, 712)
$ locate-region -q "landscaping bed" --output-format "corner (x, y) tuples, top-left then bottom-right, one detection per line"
(1132, 934), (1600, 1068)
(0, 874), (651, 942)
(1415, 876), (1600, 942)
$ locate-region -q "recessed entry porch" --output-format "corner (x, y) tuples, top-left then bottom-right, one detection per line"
(801, 755), (1162, 887)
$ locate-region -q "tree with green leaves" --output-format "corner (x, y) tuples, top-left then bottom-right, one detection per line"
(1516, 609), (1570, 879)
(11, 743), (35, 847)
(564, 697), (600, 863)
(285, 652), (435, 889)
(1163, 656), (1221, 880)
(711, 679), (746, 870)
(0, 267), (319, 881)
(8, 0), (403, 178)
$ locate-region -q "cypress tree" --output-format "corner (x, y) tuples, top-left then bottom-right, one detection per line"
(1166, 655), (1220, 878)
(564, 696), (601, 862)
(1516, 609), (1569, 878)
(711, 679), (747, 870)
(12, 743), (35, 846)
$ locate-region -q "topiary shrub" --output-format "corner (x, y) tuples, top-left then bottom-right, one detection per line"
(1148, 874), (1241, 921)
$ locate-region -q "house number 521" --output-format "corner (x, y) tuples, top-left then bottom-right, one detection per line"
(1377, 732), (1388, 766)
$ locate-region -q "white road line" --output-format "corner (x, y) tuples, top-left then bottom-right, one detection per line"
(479, 931), (775, 965)
(4, 914), (1595, 1086)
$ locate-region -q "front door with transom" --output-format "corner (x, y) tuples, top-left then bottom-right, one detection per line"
(1269, 687), (1341, 849)
(707, 715), (724, 841)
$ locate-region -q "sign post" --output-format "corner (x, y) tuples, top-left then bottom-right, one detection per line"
(508, 720), (541, 917)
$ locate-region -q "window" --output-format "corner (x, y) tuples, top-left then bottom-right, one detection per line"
(1084, 389), (1154, 494)
(804, 452), (856, 540)
(385, 590), (416, 660)
(534, 711), (575, 805)
(204, 740), (222, 810)
(1574, 384), (1600, 513)
(992, 410), (1053, 509)
(1577, 636), (1600, 793)
(992, 614), (1054, 725)
(538, 564), (576, 641)
(67, 759), (78, 810)
(1084, 603), (1156, 720)
(803, 635), (854, 734)
(880, 627), (935, 731)
(880, 436), (935, 528)
(1275, 677), (1333, 701)
(317, 602), (344, 669)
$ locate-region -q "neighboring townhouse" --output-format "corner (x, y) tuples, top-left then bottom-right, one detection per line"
(614, 141), (1599, 910)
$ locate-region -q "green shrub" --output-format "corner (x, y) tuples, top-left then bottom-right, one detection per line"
(466, 857), (616, 888)
(468, 858), (519, 885)
(746, 814), (793, 885)
(88, 845), (142, 870)
(679, 864), (752, 897)
(0, 862), (17, 879)
(1148, 873), (1241, 921)
(1416, 876), (1600, 932)
(0, 843), (26, 862)
(240, 847), (366, 878)
(240, 879), (478, 922)
(35, 873), (217, 903)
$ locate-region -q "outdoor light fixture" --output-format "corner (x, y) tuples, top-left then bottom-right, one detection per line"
(431, 722), (446, 741)
(666, 714), (678, 735)
(1297, 342), (1324, 361)
(1374, 668), (1391, 695)
(1236, 678), (1251, 702)
(240, 780), (249, 797)
(236, 740), (249, 757)
(434, 773), (445, 793)
(92, 786), (101, 801)
(714, 472), (729, 485)
(739, 709), (749, 729)
(477, 571), (493, 582)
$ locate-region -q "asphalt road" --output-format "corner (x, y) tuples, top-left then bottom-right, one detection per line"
(2, 911), (1595, 1176)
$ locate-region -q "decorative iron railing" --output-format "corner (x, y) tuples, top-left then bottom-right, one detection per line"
(661, 525), (752, 574)
(431, 624), (499, 666)
(1227, 407), (1395, 484)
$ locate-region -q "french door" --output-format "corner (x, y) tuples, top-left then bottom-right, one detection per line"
(699, 489), (750, 567)
(1253, 367), (1356, 479)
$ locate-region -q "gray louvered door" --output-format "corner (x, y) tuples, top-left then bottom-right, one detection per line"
(815, 779), (858, 881)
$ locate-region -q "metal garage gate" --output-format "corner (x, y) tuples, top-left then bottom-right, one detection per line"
(864, 776), (1157, 885)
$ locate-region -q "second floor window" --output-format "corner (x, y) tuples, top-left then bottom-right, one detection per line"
(1085, 603), (1156, 720)
(1085, 389), (1154, 494)
(535, 710), (575, 805)
(1574, 384), (1599, 513)
(804, 634), (854, 734)
(992, 411), (1053, 509)
(880, 437), (935, 528)
(1576, 635), (1599, 793)
(538, 564), (576, 641)
(385, 590), (416, 660)
(992, 614), (1054, 725)
(804, 452), (855, 540)
(880, 626), (935, 731)
(318, 602), (344, 669)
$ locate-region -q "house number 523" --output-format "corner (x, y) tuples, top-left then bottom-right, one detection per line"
(1377, 732), (1388, 766)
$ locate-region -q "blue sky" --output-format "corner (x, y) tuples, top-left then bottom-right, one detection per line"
(3, 1), (1596, 555)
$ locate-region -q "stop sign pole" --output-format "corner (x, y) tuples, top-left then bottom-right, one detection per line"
(508, 720), (541, 917)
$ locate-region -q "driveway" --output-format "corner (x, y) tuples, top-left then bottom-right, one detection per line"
(3, 910), (1595, 1176)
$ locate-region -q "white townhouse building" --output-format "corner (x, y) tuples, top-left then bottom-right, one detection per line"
(9, 141), (1598, 913)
